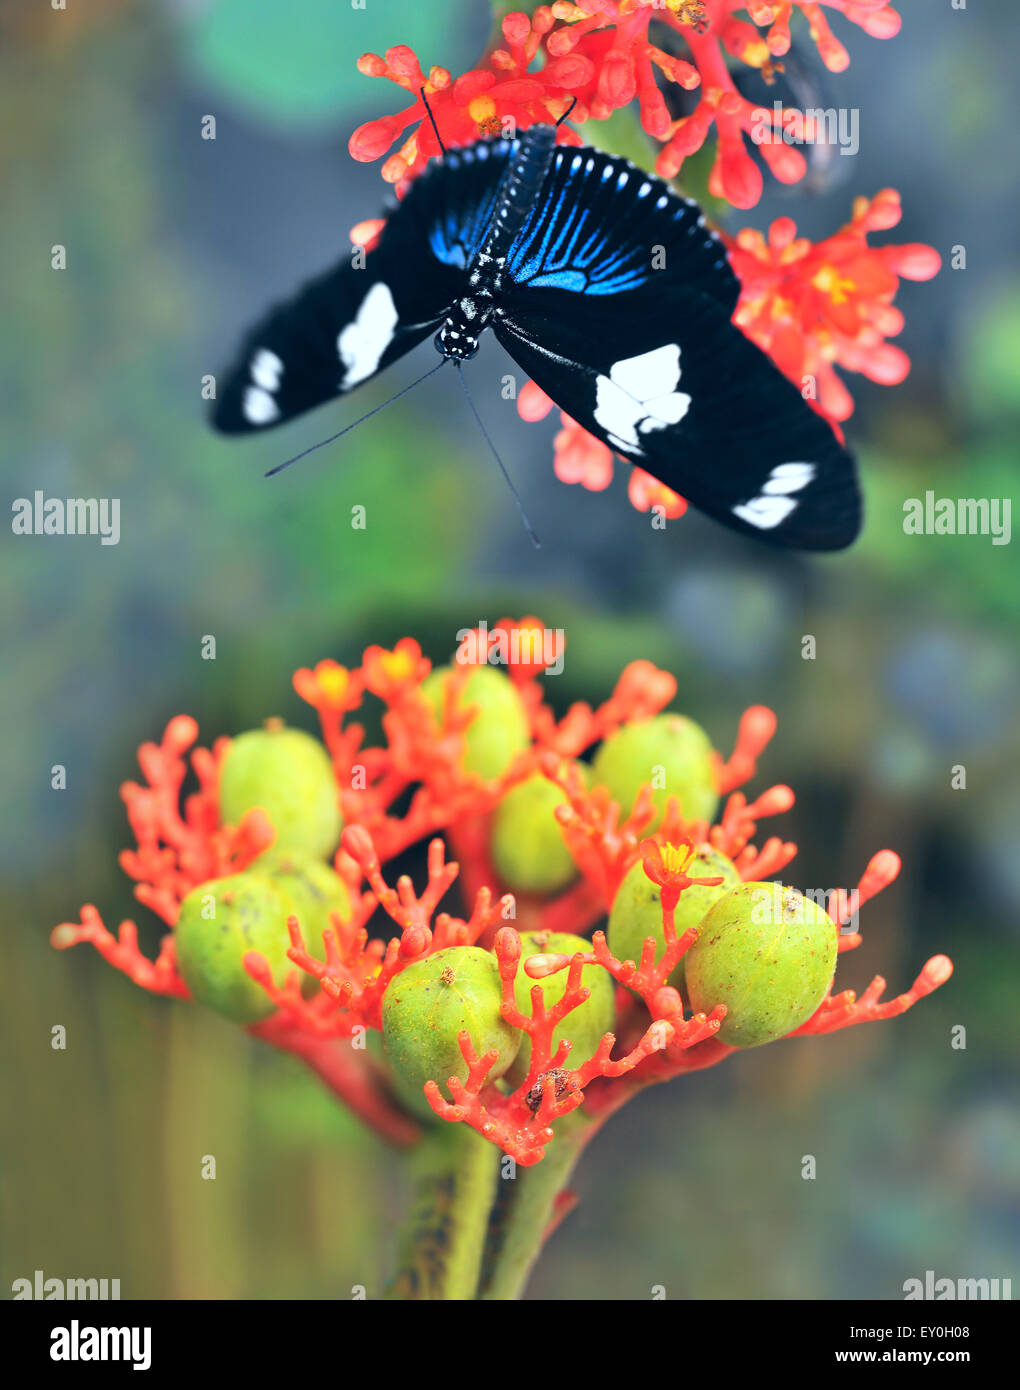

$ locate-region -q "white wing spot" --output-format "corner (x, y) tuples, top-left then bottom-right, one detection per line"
(250, 348), (283, 392)
(732, 462), (817, 529)
(762, 461), (815, 494)
(337, 282), (399, 389)
(242, 386), (280, 425)
(593, 345), (690, 455)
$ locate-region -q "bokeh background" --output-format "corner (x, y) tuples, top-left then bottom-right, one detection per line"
(2, 0), (1017, 1300)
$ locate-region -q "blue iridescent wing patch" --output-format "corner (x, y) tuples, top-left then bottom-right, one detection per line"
(503, 146), (739, 309)
(422, 138), (515, 270)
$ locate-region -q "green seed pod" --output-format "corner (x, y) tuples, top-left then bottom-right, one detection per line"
(507, 931), (616, 1086)
(381, 946), (521, 1118)
(607, 845), (740, 991)
(218, 720), (341, 861)
(175, 872), (298, 1024)
(685, 882), (837, 1048)
(255, 848), (351, 996)
(421, 665), (530, 781)
(491, 769), (585, 895)
(592, 713), (718, 829)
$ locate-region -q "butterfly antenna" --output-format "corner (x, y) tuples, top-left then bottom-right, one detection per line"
(419, 87), (446, 155)
(455, 363), (540, 549)
(265, 361), (447, 478)
(555, 96), (578, 128)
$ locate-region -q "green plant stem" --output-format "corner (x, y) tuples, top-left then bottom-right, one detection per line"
(479, 1110), (597, 1300)
(386, 1123), (500, 1299)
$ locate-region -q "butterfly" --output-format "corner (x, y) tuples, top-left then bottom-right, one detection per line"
(212, 119), (861, 550)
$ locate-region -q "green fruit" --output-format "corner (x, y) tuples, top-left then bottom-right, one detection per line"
(607, 845), (740, 990)
(256, 849), (351, 996)
(592, 714), (718, 829)
(381, 947), (521, 1118)
(175, 872), (298, 1024)
(685, 882), (837, 1048)
(421, 665), (530, 780)
(508, 931), (615, 1085)
(218, 721), (341, 860)
(256, 849), (351, 938)
(491, 771), (583, 895)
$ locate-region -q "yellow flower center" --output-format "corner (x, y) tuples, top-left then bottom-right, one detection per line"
(316, 663), (349, 702)
(379, 649), (414, 681)
(468, 95), (497, 125)
(740, 39), (772, 69)
(553, 4), (593, 24)
(659, 842), (695, 876)
(664, 0), (708, 28)
(812, 264), (856, 305)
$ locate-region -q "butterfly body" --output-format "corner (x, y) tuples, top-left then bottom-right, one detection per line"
(214, 125), (861, 550)
(435, 124), (558, 361)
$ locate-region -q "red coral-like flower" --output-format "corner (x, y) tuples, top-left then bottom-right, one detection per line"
(639, 836), (725, 909)
(350, 3), (904, 207)
(627, 466), (687, 518)
(422, 823), (948, 1164)
(52, 623), (951, 1162)
(726, 190), (942, 426)
(361, 638), (431, 703)
(518, 382), (614, 493)
(520, 381), (683, 515)
(116, 715), (275, 926)
(349, 21), (582, 187)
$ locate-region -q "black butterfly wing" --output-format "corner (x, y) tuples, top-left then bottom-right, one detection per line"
(495, 282), (861, 551)
(212, 139), (518, 435)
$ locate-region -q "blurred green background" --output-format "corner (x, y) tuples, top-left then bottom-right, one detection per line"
(2, 0), (1017, 1299)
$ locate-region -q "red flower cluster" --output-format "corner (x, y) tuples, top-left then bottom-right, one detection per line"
(52, 623), (951, 1166)
(350, 2), (902, 207)
(726, 190), (943, 427)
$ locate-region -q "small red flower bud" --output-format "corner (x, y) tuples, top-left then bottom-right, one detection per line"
(502, 12), (532, 45)
(353, 115), (407, 162)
